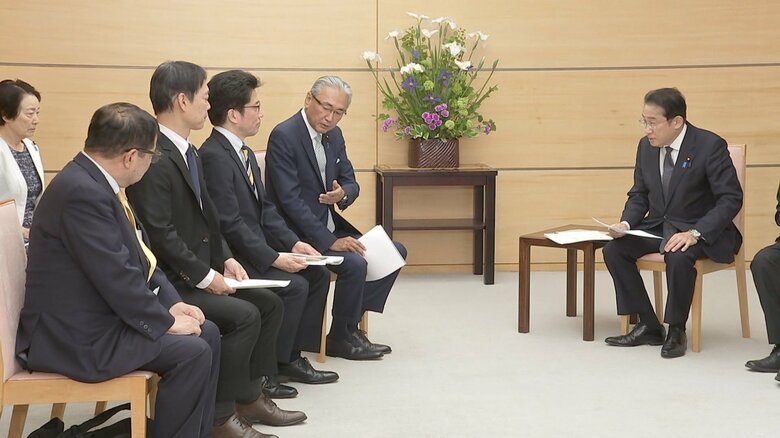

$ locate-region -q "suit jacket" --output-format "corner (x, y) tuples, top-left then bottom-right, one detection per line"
(265, 111), (360, 252)
(16, 153), (180, 383)
(620, 122), (743, 263)
(126, 130), (230, 291)
(199, 128), (299, 273)
(0, 137), (45, 225)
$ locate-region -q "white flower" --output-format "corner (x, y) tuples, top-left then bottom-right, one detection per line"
(407, 12), (429, 20)
(442, 42), (463, 57)
(432, 16), (457, 29)
(400, 63), (425, 74)
(420, 28), (438, 39)
(362, 51), (382, 62)
(385, 30), (399, 40)
(467, 31), (490, 41)
(454, 60), (472, 70)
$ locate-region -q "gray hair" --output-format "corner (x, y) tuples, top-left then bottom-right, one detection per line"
(310, 76), (352, 106)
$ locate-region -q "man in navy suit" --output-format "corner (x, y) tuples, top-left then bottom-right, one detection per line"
(265, 76), (407, 361)
(745, 181), (780, 378)
(199, 70), (337, 389)
(603, 88), (743, 358)
(16, 103), (220, 437)
(127, 61), (304, 438)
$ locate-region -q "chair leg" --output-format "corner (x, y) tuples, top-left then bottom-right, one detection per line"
(620, 315), (630, 335)
(359, 311), (369, 334)
(9, 405), (29, 438)
(317, 302), (328, 363)
(149, 374), (160, 419)
(50, 403), (66, 420)
(652, 271), (664, 323)
(95, 401), (107, 415)
(691, 269), (704, 352)
(130, 380), (148, 438)
(735, 257), (751, 338)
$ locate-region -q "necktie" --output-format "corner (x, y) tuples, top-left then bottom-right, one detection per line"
(240, 145), (255, 189)
(185, 145), (202, 202)
(314, 135), (335, 232)
(118, 190), (157, 282)
(659, 146), (675, 253)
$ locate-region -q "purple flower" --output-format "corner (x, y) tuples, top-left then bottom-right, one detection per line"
(402, 76), (418, 91)
(484, 124), (492, 134)
(403, 126), (411, 136)
(422, 111), (431, 120)
(382, 118), (394, 132)
(430, 113), (440, 121)
(428, 123), (437, 130)
(423, 93), (441, 104)
(434, 103), (448, 112)
(438, 69), (451, 87)
(440, 110), (449, 118)
(435, 119), (442, 127)
(412, 49), (421, 60)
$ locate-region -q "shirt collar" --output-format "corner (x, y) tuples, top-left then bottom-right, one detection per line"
(158, 123), (191, 157)
(300, 108), (320, 142)
(81, 151), (119, 194)
(214, 126), (244, 155)
(667, 123), (687, 152)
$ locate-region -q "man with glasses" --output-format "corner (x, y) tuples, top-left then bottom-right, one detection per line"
(601, 87), (742, 358)
(199, 70), (338, 391)
(127, 61), (305, 438)
(265, 76), (407, 361)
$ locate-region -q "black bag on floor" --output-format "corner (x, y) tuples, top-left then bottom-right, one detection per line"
(27, 403), (150, 438)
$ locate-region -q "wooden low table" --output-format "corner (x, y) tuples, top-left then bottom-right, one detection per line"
(517, 225), (609, 341)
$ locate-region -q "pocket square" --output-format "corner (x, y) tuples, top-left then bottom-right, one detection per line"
(336, 158), (341, 163)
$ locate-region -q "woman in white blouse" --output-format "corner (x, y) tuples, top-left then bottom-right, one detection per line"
(0, 79), (44, 240)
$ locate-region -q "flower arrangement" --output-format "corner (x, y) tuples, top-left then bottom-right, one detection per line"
(362, 13), (498, 140)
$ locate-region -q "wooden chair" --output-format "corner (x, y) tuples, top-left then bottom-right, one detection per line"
(619, 144), (750, 352)
(0, 199), (155, 438)
(254, 151), (369, 363)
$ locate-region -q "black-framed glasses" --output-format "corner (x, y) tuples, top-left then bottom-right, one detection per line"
(243, 103), (262, 111)
(310, 94), (347, 118)
(132, 148), (162, 163)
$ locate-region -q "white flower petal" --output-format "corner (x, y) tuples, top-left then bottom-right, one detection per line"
(384, 30), (399, 40)
(467, 31), (489, 41)
(361, 51), (381, 62)
(407, 12), (429, 20)
(400, 62), (425, 74)
(454, 60), (472, 70)
(421, 29), (438, 39)
(442, 42), (463, 57)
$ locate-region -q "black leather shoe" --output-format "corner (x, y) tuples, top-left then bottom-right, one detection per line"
(326, 332), (384, 360)
(605, 322), (665, 347)
(661, 326), (687, 358)
(261, 375), (298, 398)
(278, 357), (339, 384)
(355, 330), (392, 354)
(745, 345), (780, 372)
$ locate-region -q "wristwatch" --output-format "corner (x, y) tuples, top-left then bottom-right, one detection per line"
(689, 229), (702, 241)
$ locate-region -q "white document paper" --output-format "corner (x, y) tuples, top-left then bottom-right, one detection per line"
(225, 278), (291, 289)
(278, 253), (344, 266)
(592, 217), (662, 240)
(358, 225), (407, 281)
(544, 229), (613, 245)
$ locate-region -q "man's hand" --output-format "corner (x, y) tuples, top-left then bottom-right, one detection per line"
(607, 222), (629, 238)
(170, 301), (205, 325)
(205, 272), (235, 295)
(21, 227), (30, 239)
(663, 231), (698, 253)
(166, 314), (202, 336)
(330, 236), (365, 256)
(319, 180), (345, 205)
(272, 253), (308, 273)
(291, 241), (320, 256)
(223, 258), (249, 280)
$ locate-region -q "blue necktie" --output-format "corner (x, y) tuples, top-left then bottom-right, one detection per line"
(185, 145), (202, 201)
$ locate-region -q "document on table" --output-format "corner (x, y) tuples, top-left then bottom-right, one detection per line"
(544, 229), (613, 245)
(358, 225), (407, 281)
(592, 217), (662, 240)
(225, 278), (291, 289)
(279, 253), (344, 266)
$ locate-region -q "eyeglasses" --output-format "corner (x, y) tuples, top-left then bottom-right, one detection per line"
(638, 117), (670, 131)
(310, 94), (347, 118)
(243, 103), (261, 111)
(132, 148), (162, 163)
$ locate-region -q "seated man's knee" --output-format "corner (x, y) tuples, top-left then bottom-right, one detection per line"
(663, 250), (697, 271)
(751, 246), (774, 273)
(394, 241), (408, 260)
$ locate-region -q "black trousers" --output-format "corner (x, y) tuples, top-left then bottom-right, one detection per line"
(324, 230), (407, 340)
(140, 320), (220, 438)
(242, 262), (330, 362)
(603, 234), (706, 325)
(179, 287), (282, 404)
(751, 241), (780, 344)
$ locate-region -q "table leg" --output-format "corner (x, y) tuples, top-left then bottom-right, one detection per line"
(566, 249), (577, 317)
(382, 176), (394, 239)
(473, 185), (484, 276)
(518, 238), (531, 333)
(484, 177), (496, 285)
(582, 245), (596, 341)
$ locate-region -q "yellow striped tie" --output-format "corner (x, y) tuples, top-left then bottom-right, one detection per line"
(118, 190), (157, 282)
(241, 146), (255, 188)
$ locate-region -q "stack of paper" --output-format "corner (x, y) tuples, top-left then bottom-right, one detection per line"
(225, 278), (291, 289)
(279, 253), (344, 266)
(544, 230), (613, 245)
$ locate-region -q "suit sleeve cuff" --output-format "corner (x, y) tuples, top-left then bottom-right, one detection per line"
(196, 269), (217, 289)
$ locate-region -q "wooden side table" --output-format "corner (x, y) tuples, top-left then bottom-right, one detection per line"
(518, 225), (609, 341)
(374, 164), (498, 285)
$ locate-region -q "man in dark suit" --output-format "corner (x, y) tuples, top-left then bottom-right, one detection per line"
(745, 181), (780, 379)
(200, 70), (338, 389)
(126, 61), (305, 438)
(265, 76), (407, 361)
(603, 87), (742, 358)
(16, 103), (220, 437)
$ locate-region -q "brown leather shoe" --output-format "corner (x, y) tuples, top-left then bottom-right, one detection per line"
(213, 413), (278, 438)
(236, 393), (307, 426)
